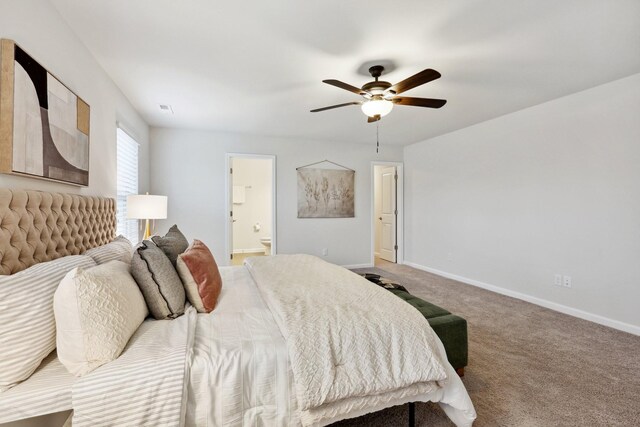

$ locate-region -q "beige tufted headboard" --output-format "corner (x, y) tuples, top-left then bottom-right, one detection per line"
(0, 189), (116, 275)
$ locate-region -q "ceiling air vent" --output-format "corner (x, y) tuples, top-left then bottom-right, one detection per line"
(159, 104), (174, 114)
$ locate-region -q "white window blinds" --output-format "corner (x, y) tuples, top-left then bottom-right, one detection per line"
(116, 128), (139, 243)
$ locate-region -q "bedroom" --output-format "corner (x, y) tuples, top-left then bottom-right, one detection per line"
(0, 0), (638, 426)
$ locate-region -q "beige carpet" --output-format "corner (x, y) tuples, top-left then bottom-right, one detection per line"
(329, 262), (640, 427)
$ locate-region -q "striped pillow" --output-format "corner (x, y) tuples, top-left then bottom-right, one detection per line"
(0, 255), (97, 391)
(84, 235), (133, 265)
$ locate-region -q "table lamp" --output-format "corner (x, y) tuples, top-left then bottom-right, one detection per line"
(126, 193), (168, 240)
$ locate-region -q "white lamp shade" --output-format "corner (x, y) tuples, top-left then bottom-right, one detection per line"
(361, 99), (394, 117)
(126, 195), (168, 219)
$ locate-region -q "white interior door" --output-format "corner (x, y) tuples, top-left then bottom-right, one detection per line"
(379, 166), (397, 262)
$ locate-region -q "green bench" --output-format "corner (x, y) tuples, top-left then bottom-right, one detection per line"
(360, 273), (468, 376)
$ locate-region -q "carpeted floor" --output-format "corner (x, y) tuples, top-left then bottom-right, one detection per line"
(330, 261), (640, 427)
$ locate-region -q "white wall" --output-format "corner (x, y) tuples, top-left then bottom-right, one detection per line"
(404, 73), (640, 332)
(0, 0), (149, 197)
(150, 128), (403, 267)
(232, 157), (272, 253)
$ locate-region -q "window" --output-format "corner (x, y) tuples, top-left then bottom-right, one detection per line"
(116, 127), (139, 243)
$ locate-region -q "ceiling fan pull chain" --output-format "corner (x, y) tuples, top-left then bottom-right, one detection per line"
(376, 121), (380, 153)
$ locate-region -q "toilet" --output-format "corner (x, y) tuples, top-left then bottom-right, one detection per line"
(259, 237), (271, 255)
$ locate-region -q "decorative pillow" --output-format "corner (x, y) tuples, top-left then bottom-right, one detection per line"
(176, 240), (222, 313)
(131, 240), (186, 319)
(54, 260), (148, 376)
(151, 225), (189, 267)
(84, 235), (133, 265)
(0, 255), (97, 391)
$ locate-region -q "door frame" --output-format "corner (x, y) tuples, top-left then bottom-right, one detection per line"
(371, 161), (404, 266)
(224, 153), (277, 265)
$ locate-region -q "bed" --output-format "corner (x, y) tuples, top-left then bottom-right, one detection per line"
(0, 188), (476, 426)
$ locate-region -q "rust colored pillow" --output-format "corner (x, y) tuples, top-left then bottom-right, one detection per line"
(175, 240), (222, 313)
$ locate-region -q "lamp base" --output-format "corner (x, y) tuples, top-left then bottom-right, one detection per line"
(143, 218), (151, 240)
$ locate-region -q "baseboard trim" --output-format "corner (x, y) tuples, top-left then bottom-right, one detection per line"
(404, 261), (640, 336)
(342, 263), (374, 269)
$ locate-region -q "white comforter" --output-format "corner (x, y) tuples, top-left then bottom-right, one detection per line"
(245, 254), (450, 425)
(72, 261), (476, 427)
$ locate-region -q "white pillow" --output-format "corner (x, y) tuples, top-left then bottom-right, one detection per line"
(54, 260), (148, 376)
(84, 235), (133, 265)
(0, 255), (97, 392)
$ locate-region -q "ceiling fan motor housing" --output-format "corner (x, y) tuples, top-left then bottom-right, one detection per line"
(362, 80), (392, 94)
(363, 65), (394, 96)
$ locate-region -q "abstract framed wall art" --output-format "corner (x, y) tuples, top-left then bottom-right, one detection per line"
(0, 39), (90, 186)
(297, 160), (355, 218)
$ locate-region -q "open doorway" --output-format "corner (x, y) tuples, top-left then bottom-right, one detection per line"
(225, 154), (276, 266)
(372, 162), (403, 267)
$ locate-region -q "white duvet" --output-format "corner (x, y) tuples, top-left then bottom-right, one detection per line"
(245, 254), (452, 425)
(72, 259), (476, 426)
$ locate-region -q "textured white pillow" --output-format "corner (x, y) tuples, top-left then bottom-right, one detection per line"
(54, 260), (148, 376)
(0, 255), (97, 392)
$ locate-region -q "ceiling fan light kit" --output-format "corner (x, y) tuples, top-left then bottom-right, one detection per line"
(361, 98), (393, 118)
(311, 65), (447, 123)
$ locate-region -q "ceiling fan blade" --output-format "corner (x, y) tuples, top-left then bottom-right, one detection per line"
(367, 115), (381, 123)
(392, 97), (447, 108)
(388, 69), (441, 95)
(323, 79), (367, 96)
(310, 101), (361, 112)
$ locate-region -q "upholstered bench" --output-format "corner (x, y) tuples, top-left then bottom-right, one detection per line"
(359, 273), (468, 376)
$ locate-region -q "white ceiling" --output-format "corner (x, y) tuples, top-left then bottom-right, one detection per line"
(50, 0), (640, 146)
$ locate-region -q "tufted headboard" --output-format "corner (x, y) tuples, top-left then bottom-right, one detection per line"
(0, 189), (116, 275)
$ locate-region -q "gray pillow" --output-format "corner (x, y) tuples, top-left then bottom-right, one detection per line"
(151, 225), (189, 267)
(131, 240), (185, 320)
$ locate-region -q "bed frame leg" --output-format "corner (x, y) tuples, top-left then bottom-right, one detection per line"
(408, 402), (415, 427)
(456, 367), (465, 377)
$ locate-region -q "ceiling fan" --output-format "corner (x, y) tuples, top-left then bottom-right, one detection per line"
(311, 65), (447, 123)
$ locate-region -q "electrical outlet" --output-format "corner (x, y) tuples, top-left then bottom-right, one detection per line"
(563, 275), (572, 288)
(322, 248), (328, 256)
(554, 274), (563, 287)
